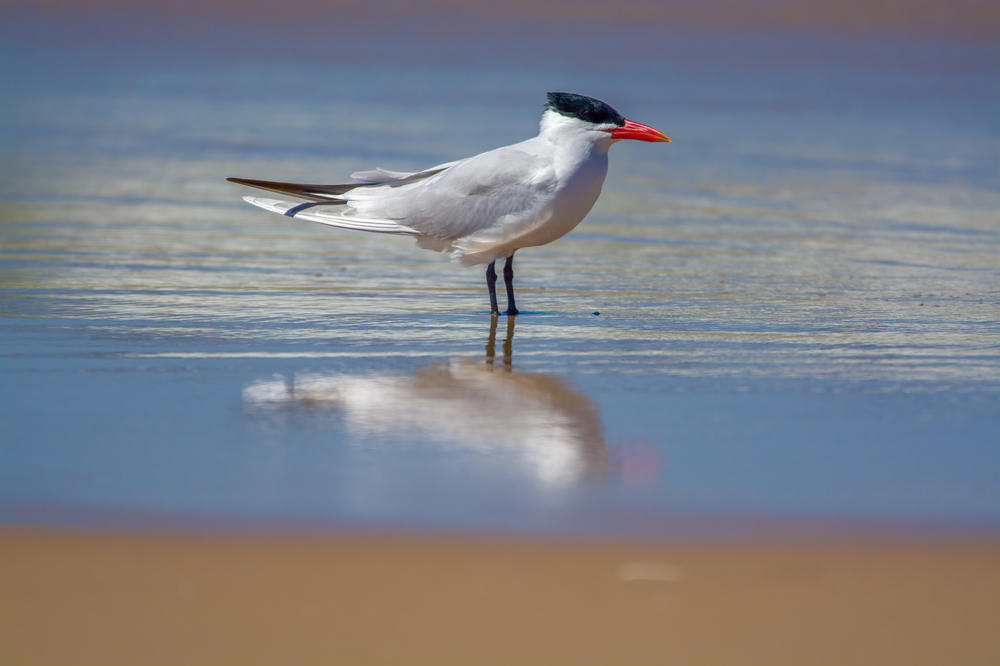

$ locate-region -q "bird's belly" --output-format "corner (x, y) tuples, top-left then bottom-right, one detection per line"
(514, 206), (587, 248)
(446, 198), (595, 266)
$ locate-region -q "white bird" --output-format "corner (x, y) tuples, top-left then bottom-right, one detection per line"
(228, 92), (670, 315)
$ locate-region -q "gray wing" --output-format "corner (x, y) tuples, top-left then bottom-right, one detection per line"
(227, 162), (458, 202)
(342, 145), (557, 240)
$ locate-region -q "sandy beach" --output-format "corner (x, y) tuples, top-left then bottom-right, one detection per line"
(2, 529), (997, 664)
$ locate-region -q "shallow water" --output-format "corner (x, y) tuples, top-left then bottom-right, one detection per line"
(1, 9), (997, 535)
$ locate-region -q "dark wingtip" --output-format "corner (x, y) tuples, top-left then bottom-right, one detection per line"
(224, 177), (355, 202)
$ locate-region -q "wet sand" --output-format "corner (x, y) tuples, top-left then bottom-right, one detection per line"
(3, 529), (997, 665)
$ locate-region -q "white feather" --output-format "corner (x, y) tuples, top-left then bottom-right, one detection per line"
(239, 111), (618, 266)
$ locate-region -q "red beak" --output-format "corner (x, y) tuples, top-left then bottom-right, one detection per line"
(607, 119), (671, 143)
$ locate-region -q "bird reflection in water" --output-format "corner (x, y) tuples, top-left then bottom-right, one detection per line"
(242, 316), (608, 487)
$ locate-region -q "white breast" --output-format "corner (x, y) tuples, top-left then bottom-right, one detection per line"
(444, 139), (610, 266)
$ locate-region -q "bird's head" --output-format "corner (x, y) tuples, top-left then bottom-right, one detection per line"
(543, 92), (671, 144)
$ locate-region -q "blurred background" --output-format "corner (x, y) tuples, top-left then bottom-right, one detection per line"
(1, 0), (998, 662)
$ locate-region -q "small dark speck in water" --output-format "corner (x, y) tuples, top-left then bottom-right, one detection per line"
(315, 273), (322, 277)
(593, 311), (600, 316)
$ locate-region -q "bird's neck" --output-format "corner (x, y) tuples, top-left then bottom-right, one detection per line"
(539, 111), (614, 155)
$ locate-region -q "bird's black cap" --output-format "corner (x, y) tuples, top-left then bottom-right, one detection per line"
(545, 92), (625, 127)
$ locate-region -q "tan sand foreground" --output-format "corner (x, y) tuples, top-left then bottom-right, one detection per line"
(2, 529), (997, 665)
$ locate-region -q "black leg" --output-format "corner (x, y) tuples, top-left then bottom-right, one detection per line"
(486, 260), (500, 316)
(503, 255), (519, 316)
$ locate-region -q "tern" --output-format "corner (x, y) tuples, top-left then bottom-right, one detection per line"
(228, 92), (670, 315)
